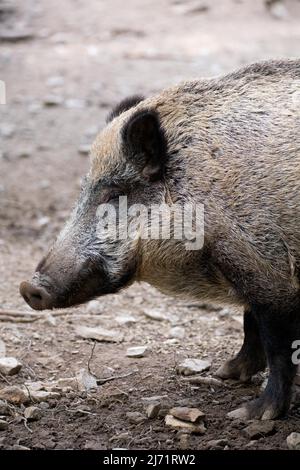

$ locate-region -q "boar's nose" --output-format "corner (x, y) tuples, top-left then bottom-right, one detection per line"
(19, 281), (53, 310)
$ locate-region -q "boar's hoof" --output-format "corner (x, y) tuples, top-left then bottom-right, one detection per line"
(216, 356), (266, 383)
(228, 397), (286, 421)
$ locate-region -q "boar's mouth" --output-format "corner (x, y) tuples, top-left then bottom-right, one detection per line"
(20, 258), (137, 311)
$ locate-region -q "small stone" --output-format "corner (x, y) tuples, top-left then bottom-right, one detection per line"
(146, 403), (161, 419)
(44, 314), (56, 326)
(178, 433), (190, 450)
(227, 407), (249, 420)
(0, 420), (8, 431)
(126, 411), (145, 424)
(0, 386), (28, 404)
(206, 439), (228, 449)
(168, 327), (185, 339)
(169, 407), (205, 423)
(141, 395), (168, 404)
(78, 144), (90, 156)
(0, 400), (10, 415)
(65, 99), (86, 109)
(269, 2), (289, 20)
(43, 95), (63, 106)
(86, 300), (102, 314)
(30, 390), (60, 402)
(218, 307), (231, 317)
(76, 369), (97, 392)
(36, 216), (50, 228)
(46, 76), (65, 87)
(177, 358), (211, 376)
(287, 432), (300, 450)
(0, 123), (15, 138)
(0, 340), (6, 357)
(16, 149), (32, 159)
(115, 315), (137, 326)
(126, 346), (148, 358)
(243, 420), (276, 439)
(75, 325), (123, 343)
(11, 445), (30, 450)
(143, 308), (170, 321)
(24, 406), (42, 421)
(165, 415), (206, 434)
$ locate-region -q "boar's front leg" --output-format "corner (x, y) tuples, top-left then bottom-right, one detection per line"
(216, 307), (266, 382)
(229, 303), (300, 420)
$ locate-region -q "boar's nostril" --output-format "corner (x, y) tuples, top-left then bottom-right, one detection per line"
(19, 281), (52, 311)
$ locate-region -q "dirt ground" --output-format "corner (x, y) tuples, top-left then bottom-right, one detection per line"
(1, 0), (300, 450)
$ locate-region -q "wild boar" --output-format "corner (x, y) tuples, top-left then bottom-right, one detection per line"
(20, 59), (300, 420)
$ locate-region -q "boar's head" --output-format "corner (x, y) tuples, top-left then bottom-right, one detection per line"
(20, 95), (171, 310)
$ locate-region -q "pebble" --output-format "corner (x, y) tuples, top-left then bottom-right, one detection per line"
(46, 76), (65, 87)
(0, 400), (10, 415)
(286, 432), (300, 450)
(126, 346), (148, 358)
(178, 433), (190, 450)
(0, 420), (8, 431)
(24, 406), (42, 421)
(269, 1), (289, 20)
(126, 411), (145, 424)
(165, 415), (206, 434)
(0, 386), (28, 404)
(169, 407), (205, 423)
(0, 340), (6, 357)
(75, 325), (123, 343)
(115, 315), (137, 326)
(177, 358), (211, 376)
(0, 123), (15, 138)
(30, 390), (60, 402)
(76, 368), (97, 391)
(141, 395), (168, 404)
(168, 326), (185, 339)
(65, 98), (86, 109)
(243, 420), (276, 439)
(16, 149), (32, 159)
(11, 445), (30, 450)
(143, 308), (170, 321)
(146, 403), (161, 419)
(86, 300), (102, 314)
(78, 144), (91, 156)
(206, 439), (228, 449)
(43, 95), (63, 106)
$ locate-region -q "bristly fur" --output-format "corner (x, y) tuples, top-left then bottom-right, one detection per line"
(106, 95), (145, 123)
(26, 59), (300, 421)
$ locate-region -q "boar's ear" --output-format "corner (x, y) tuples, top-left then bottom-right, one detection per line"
(121, 109), (167, 182)
(106, 95), (145, 123)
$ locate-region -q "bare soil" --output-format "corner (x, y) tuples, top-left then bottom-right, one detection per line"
(1, 0), (300, 450)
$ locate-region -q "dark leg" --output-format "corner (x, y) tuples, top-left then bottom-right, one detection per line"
(229, 302), (300, 420)
(216, 307), (266, 382)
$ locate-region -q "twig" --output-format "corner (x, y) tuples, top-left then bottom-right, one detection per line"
(0, 309), (41, 317)
(20, 416), (33, 433)
(181, 376), (228, 387)
(96, 370), (137, 385)
(0, 316), (39, 323)
(87, 341), (96, 376)
(0, 371), (11, 384)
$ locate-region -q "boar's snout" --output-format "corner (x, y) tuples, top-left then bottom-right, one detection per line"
(20, 280), (53, 310)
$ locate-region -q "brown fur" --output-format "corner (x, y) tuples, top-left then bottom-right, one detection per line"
(90, 59), (300, 308)
(20, 59), (300, 420)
